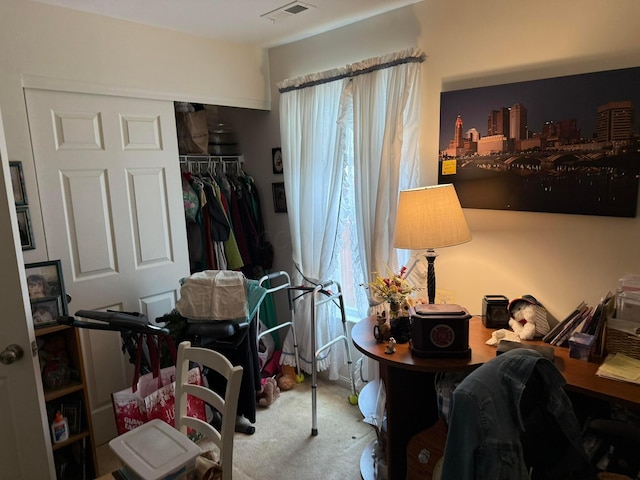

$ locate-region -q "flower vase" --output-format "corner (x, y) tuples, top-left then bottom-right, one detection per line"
(388, 301), (401, 320)
(389, 300), (412, 344)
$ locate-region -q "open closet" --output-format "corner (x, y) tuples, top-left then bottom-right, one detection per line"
(175, 102), (274, 281)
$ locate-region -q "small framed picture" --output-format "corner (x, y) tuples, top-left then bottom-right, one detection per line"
(10, 161), (27, 206)
(25, 260), (68, 327)
(16, 206), (35, 250)
(272, 182), (287, 213)
(62, 399), (83, 434)
(30, 297), (61, 327)
(272, 147), (283, 174)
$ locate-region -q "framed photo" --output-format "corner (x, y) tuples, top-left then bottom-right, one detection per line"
(25, 260), (68, 327)
(62, 399), (83, 435)
(272, 182), (287, 213)
(16, 206), (35, 250)
(272, 147), (283, 174)
(9, 161), (27, 206)
(30, 297), (60, 327)
(438, 66), (640, 217)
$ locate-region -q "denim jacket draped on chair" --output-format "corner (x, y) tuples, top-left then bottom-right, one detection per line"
(441, 348), (593, 480)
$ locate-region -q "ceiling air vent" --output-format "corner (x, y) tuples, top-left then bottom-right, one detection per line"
(261, 2), (316, 22)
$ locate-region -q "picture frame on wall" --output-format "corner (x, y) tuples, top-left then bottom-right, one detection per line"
(9, 161), (27, 206)
(16, 206), (35, 250)
(272, 147), (283, 174)
(438, 65), (640, 217)
(272, 182), (287, 213)
(25, 260), (68, 327)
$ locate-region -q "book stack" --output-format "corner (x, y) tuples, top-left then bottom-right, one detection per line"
(543, 292), (614, 355)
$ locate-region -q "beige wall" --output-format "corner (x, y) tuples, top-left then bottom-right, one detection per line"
(0, 0), (270, 265)
(3, 0), (640, 323)
(268, 0), (640, 321)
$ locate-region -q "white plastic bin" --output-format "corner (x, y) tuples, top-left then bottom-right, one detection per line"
(109, 419), (201, 480)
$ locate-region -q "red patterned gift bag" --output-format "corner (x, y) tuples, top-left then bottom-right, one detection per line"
(112, 333), (206, 434)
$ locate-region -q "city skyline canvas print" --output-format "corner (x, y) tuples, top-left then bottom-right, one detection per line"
(438, 66), (640, 217)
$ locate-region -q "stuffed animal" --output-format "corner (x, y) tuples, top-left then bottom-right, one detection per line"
(508, 295), (550, 340)
(257, 377), (280, 407)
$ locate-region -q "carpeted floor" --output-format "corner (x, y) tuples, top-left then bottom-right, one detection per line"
(96, 374), (376, 479)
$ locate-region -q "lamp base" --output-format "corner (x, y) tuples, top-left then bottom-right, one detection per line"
(424, 249), (437, 304)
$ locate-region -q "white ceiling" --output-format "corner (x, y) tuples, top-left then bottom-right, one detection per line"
(31, 0), (422, 48)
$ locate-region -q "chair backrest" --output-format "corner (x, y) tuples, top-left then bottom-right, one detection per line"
(175, 340), (243, 480)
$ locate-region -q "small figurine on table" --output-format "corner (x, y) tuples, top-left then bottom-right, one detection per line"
(385, 337), (397, 354)
(373, 311), (391, 343)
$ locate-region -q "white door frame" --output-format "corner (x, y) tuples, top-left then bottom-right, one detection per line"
(0, 106), (56, 478)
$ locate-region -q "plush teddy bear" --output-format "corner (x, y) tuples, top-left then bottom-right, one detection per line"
(257, 376), (280, 407)
(508, 295), (550, 340)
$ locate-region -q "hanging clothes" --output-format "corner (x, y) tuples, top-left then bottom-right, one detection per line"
(182, 173), (205, 273)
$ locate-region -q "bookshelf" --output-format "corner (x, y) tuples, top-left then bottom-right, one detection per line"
(36, 323), (96, 479)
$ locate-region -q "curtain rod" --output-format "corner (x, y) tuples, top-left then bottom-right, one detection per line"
(278, 48), (426, 94)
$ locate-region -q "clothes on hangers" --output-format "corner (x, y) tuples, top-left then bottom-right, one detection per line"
(178, 155), (278, 432)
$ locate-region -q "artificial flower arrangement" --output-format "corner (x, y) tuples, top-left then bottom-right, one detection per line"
(363, 265), (421, 307)
(364, 266), (424, 343)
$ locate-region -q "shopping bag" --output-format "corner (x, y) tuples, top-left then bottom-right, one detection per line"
(111, 332), (206, 435)
(176, 110), (208, 155)
(112, 365), (206, 435)
(144, 365), (206, 427)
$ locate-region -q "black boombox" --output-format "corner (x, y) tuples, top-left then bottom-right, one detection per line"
(410, 304), (471, 358)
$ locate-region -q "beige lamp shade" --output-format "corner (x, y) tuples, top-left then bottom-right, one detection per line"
(393, 184), (471, 250)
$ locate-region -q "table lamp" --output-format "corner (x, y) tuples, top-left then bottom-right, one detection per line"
(393, 184), (471, 304)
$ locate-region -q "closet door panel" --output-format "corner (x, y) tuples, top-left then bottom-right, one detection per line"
(126, 167), (172, 267)
(25, 88), (189, 445)
(61, 168), (117, 278)
(53, 110), (104, 150)
(120, 114), (162, 151)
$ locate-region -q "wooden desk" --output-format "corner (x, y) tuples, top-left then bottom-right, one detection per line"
(352, 315), (640, 480)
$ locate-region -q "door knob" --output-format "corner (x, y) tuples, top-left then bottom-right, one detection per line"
(1, 344), (24, 365)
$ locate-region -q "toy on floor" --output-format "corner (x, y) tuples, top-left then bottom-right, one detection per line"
(257, 377), (280, 407)
(261, 349), (300, 391)
(508, 295), (550, 340)
(277, 364), (298, 391)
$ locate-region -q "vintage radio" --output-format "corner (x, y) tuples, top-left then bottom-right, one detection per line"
(410, 304), (471, 358)
(482, 295), (510, 329)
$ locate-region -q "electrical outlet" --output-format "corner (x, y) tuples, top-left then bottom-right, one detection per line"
(436, 289), (455, 304)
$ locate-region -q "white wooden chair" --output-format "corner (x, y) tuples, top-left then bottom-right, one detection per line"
(175, 340), (243, 480)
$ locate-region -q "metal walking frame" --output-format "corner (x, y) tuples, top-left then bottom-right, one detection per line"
(256, 271), (303, 384)
(287, 278), (359, 436)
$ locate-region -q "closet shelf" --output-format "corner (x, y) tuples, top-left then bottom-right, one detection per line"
(180, 154), (245, 175)
(179, 154), (244, 163)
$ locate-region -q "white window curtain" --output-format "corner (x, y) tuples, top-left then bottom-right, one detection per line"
(279, 72), (351, 376)
(351, 50), (424, 313)
(278, 49), (425, 378)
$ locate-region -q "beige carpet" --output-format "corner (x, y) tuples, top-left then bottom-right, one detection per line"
(234, 375), (374, 480)
(97, 374), (375, 480)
